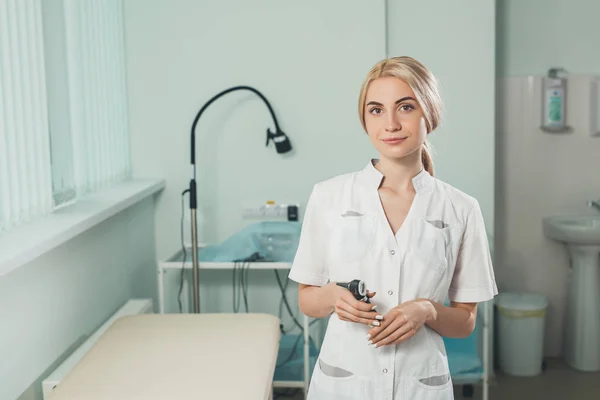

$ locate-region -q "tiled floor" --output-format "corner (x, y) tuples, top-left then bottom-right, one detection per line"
(456, 358), (600, 400)
(274, 358), (600, 399)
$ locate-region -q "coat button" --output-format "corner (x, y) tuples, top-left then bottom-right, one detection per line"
(390, 250), (395, 255)
(388, 290), (393, 295)
(383, 368), (388, 374)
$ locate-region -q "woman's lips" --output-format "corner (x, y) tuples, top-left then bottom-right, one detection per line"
(381, 137), (406, 145)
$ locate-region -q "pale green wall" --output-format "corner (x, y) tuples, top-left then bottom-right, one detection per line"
(498, 0), (600, 76)
(388, 0), (496, 232)
(124, 0), (496, 327)
(124, 0), (386, 325)
(2, 198), (159, 400)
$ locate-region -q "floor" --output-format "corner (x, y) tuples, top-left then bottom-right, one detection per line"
(273, 358), (600, 399)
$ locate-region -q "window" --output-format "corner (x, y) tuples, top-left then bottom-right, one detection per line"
(0, 0), (53, 233)
(61, 0), (132, 199)
(0, 0), (131, 234)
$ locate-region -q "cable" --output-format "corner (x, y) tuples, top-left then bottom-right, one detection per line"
(275, 333), (303, 369)
(278, 271), (290, 329)
(273, 269), (319, 332)
(272, 268), (322, 372)
(178, 189), (190, 313)
(233, 260), (244, 313)
(233, 252), (262, 313)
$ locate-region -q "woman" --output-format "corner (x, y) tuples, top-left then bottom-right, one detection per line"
(288, 56), (498, 399)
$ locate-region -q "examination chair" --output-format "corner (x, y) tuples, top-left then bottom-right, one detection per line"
(48, 313), (281, 400)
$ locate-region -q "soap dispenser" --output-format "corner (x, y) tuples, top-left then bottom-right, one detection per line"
(541, 67), (570, 133)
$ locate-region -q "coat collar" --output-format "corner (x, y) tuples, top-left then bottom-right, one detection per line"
(360, 159), (433, 192)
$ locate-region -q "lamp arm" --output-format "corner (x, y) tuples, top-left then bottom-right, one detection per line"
(190, 85), (281, 167)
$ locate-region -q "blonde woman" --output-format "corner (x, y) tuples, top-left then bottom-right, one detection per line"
(288, 56), (497, 399)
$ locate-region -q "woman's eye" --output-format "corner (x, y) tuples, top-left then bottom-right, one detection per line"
(370, 107), (383, 115)
(399, 104), (414, 111)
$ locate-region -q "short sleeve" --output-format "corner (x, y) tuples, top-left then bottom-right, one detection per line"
(448, 199), (498, 303)
(288, 184), (329, 286)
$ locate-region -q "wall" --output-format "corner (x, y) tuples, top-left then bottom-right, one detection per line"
(124, 0), (387, 321)
(496, 0), (600, 357)
(387, 0), (496, 233)
(125, 0), (496, 320)
(1, 198), (158, 400)
(498, 0), (600, 76)
(496, 74), (600, 357)
(387, 0), (497, 373)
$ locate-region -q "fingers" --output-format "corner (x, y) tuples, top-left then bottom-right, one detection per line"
(339, 290), (378, 313)
(368, 319), (419, 348)
(336, 301), (382, 325)
(336, 308), (380, 326)
(369, 317), (404, 346)
(390, 328), (417, 345)
(370, 323), (416, 347)
(367, 290), (377, 298)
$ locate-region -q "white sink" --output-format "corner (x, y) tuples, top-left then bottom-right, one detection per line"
(543, 215), (600, 244)
(543, 214), (600, 372)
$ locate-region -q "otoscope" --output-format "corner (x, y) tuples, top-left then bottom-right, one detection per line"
(336, 279), (370, 303)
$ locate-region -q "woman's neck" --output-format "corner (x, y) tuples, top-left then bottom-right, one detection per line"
(374, 153), (423, 193)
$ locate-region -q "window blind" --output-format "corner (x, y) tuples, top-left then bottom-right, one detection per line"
(63, 0), (131, 197)
(0, 0), (53, 233)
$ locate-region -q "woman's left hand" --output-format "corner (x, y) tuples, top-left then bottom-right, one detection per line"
(367, 299), (435, 347)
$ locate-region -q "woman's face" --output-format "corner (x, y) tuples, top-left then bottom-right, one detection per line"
(363, 76), (427, 162)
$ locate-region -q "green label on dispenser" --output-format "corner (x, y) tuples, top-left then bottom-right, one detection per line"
(549, 96), (562, 122)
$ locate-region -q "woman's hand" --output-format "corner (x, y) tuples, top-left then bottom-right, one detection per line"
(367, 299), (436, 347)
(327, 283), (383, 326)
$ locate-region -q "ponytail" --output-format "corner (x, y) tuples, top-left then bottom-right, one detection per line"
(422, 141), (434, 176)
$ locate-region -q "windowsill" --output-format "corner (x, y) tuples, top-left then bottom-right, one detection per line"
(0, 179), (165, 277)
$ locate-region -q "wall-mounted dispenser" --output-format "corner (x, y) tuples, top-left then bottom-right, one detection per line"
(541, 67), (570, 133)
(590, 79), (600, 137)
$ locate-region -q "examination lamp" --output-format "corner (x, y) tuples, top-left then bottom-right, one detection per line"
(188, 86), (292, 314)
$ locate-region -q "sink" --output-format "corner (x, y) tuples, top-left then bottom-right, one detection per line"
(543, 214), (600, 372)
(543, 215), (600, 244)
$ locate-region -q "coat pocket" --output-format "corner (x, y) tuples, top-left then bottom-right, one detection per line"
(403, 218), (451, 298)
(328, 213), (377, 263)
(404, 375), (454, 400)
(413, 218), (450, 271)
(307, 358), (365, 400)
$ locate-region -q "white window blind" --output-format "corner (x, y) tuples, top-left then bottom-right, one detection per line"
(62, 0), (131, 197)
(0, 0), (53, 233)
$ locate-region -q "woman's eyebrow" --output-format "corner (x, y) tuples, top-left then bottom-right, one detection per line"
(366, 96), (417, 107)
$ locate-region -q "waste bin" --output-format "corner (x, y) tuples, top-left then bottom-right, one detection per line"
(496, 292), (548, 376)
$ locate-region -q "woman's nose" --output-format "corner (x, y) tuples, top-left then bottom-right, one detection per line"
(386, 114), (401, 132)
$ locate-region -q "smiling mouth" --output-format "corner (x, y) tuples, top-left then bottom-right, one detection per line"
(381, 137), (407, 144)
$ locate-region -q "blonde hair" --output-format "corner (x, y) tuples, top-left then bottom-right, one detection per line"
(358, 56), (442, 176)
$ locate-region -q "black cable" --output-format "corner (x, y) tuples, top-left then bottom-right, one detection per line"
(178, 189), (190, 313)
(233, 260), (242, 313)
(272, 268), (323, 373)
(275, 332), (303, 369)
(243, 260), (250, 312)
(233, 253), (262, 313)
(278, 272), (290, 331)
(274, 269), (319, 332)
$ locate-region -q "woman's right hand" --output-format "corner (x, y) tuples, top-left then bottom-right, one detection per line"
(328, 283), (383, 326)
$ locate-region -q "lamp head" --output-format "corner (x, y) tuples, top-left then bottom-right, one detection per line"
(266, 128), (292, 154)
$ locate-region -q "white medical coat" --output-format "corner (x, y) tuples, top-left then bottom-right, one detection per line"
(288, 160), (498, 400)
